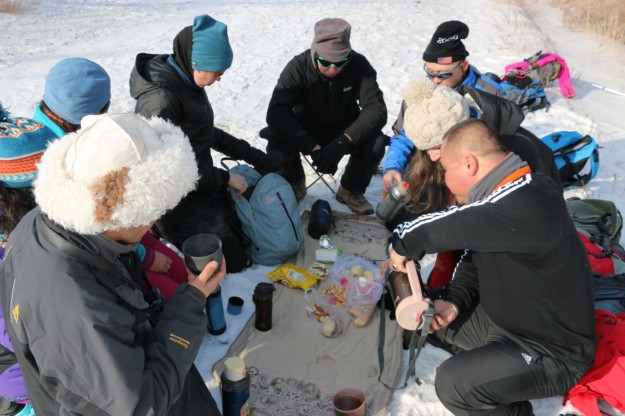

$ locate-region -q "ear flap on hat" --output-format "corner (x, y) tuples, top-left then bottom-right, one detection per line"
(34, 114), (198, 234)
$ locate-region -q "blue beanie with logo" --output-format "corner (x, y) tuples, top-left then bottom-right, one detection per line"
(191, 15), (234, 72)
(43, 58), (111, 125)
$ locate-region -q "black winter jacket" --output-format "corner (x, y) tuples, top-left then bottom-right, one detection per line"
(266, 49), (387, 153)
(392, 169), (595, 373)
(130, 53), (266, 192)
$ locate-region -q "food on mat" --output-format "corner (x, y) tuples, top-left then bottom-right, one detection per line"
(349, 265), (365, 276)
(307, 303), (331, 321)
(321, 284), (346, 307)
(308, 261), (328, 277)
(362, 270), (375, 281)
(306, 303), (341, 337)
(348, 303), (376, 327)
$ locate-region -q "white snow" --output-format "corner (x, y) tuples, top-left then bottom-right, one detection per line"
(2, 0), (624, 415)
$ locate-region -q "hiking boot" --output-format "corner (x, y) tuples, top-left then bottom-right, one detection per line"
(336, 186), (373, 215)
(292, 178), (307, 202)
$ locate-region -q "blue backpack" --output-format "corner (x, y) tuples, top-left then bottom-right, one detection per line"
(482, 72), (550, 113)
(540, 131), (600, 188)
(229, 164), (304, 266)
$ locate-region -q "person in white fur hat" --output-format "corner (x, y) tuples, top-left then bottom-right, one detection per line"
(0, 113), (224, 415)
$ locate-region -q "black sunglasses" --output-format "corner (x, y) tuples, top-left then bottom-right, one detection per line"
(423, 62), (463, 80)
(316, 54), (350, 69)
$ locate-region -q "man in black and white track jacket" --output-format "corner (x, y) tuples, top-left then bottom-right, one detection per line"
(389, 119), (595, 416)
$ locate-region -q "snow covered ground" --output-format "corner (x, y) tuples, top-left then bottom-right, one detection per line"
(2, 0), (624, 414)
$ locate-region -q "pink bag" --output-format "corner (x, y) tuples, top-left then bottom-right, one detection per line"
(504, 51), (575, 98)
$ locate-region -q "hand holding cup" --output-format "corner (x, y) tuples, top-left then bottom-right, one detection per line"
(188, 258), (227, 298)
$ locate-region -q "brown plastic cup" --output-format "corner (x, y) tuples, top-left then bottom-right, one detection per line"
(332, 388), (366, 416)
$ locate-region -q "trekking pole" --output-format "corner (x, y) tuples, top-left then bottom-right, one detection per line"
(591, 83), (625, 98)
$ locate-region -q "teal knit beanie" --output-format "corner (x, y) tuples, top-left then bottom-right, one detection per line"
(191, 15), (233, 72)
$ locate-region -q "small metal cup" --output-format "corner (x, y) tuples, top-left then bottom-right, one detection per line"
(181, 233), (223, 275)
(227, 296), (244, 316)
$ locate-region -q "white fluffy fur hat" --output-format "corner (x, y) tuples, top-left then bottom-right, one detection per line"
(34, 113), (198, 234)
(403, 78), (470, 150)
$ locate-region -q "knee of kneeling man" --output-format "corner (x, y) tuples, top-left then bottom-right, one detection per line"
(434, 359), (464, 401)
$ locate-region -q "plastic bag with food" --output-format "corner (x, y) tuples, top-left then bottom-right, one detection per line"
(329, 254), (384, 327)
(329, 254), (383, 286)
(329, 255), (383, 304)
(304, 289), (347, 338)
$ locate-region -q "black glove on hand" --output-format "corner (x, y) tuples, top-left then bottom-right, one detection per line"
(264, 149), (285, 174)
(250, 149), (285, 175)
(310, 135), (352, 175)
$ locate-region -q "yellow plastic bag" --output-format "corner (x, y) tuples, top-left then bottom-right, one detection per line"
(267, 263), (323, 290)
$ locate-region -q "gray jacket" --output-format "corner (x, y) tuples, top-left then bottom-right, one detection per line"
(0, 208), (208, 415)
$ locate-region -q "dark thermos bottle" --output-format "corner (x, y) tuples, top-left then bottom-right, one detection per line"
(253, 282), (275, 331)
(206, 285), (226, 335)
(221, 357), (250, 416)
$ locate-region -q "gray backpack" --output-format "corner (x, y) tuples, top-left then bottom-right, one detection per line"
(229, 164), (304, 266)
(567, 197), (623, 246)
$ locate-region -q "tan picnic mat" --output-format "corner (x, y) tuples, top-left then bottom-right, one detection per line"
(213, 211), (402, 416)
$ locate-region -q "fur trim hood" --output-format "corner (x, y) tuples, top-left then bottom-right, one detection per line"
(34, 113), (198, 234)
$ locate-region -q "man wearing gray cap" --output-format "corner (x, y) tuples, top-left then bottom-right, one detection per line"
(261, 17), (388, 215)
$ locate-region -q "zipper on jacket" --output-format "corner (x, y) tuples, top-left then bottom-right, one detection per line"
(276, 192), (299, 242)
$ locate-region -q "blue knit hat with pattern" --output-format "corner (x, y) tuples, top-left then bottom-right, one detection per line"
(0, 104), (57, 188)
(43, 58), (111, 125)
(191, 15), (233, 72)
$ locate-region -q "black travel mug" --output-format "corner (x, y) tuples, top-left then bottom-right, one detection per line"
(253, 282), (275, 331)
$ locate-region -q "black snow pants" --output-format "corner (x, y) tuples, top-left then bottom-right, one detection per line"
(429, 304), (585, 416)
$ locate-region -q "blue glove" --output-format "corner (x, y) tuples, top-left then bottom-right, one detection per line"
(310, 135), (352, 174)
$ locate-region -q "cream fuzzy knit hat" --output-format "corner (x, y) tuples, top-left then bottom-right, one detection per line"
(403, 78), (470, 150)
(34, 113), (198, 234)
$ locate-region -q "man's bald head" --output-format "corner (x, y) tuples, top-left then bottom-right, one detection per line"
(439, 119), (509, 204)
(442, 119), (508, 161)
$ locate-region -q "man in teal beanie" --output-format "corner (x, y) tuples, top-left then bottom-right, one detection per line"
(130, 14), (282, 273)
(191, 14), (233, 72)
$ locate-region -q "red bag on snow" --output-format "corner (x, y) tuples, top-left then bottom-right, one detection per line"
(579, 232), (616, 276)
(564, 311), (625, 416)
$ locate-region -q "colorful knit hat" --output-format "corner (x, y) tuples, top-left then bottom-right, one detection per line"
(0, 104), (57, 188)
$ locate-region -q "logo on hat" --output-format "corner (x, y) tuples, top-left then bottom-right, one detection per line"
(437, 35), (459, 44)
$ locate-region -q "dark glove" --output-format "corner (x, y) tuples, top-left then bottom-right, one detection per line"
(310, 135), (352, 175)
(249, 149), (284, 175)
